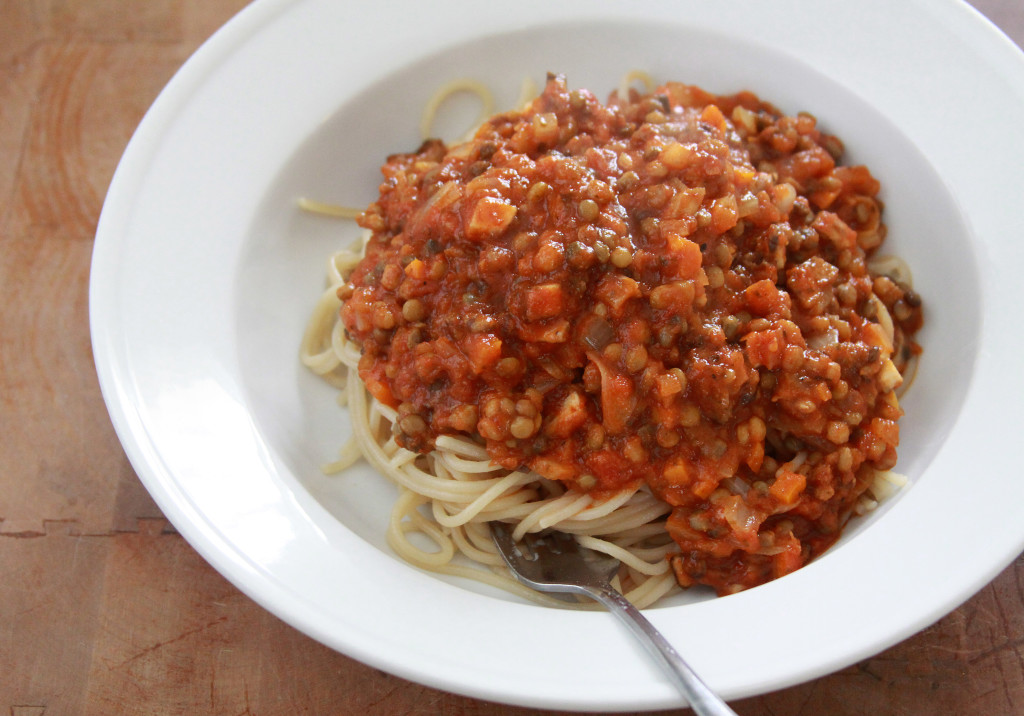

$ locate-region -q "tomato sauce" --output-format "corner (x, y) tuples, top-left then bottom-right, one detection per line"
(340, 74), (922, 594)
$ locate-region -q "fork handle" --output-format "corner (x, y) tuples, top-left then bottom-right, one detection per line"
(587, 585), (739, 716)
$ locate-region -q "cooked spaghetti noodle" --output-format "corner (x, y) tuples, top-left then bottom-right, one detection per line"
(302, 74), (923, 603)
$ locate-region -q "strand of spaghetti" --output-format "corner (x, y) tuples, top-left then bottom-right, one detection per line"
(621, 571), (680, 610)
(297, 197), (363, 219)
(467, 500), (556, 523)
(616, 69), (655, 101)
(442, 466), (511, 484)
(313, 365), (346, 392)
(896, 354), (919, 398)
(386, 491), (588, 608)
(322, 436), (363, 475)
(387, 488), (456, 568)
(558, 518), (668, 538)
(880, 470), (909, 487)
(561, 487), (638, 521)
(463, 521), (506, 558)
(387, 446), (419, 471)
(450, 486), (558, 513)
(513, 491), (594, 539)
(326, 260), (345, 287)
(868, 254), (913, 286)
(364, 393), (384, 431)
(607, 515), (672, 538)
(395, 462), (508, 502)
(871, 296), (896, 351)
(558, 496), (671, 535)
(430, 486), (545, 525)
(430, 472), (539, 527)
(328, 246), (366, 281)
(403, 466), (531, 503)
(419, 78), (495, 142)
(399, 448), (536, 500)
(371, 397), (398, 424)
(418, 448), (504, 492)
(427, 454), (452, 481)
(299, 286), (344, 375)
(618, 543), (677, 563)
(379, 434), (403, 462)
(514, 76), (540, 109)
(605, 521), (674, 543)
(330, 316), (361, 369)
(868, 469), (909, 501)
(437, 450), (510, 475)
(433, 434), (490, 460)
(575, 535), (671, 576)
(449, 523), (504, 567)
(855, 496), (879, 514)
(437, 445), (490, 463)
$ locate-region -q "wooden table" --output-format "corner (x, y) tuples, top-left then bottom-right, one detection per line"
(2, 2), (1022, 713)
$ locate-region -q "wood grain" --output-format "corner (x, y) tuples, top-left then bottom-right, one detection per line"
(1, 1), (1022, 713)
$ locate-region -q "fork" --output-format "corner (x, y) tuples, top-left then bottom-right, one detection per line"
(490, 523), (738, 716)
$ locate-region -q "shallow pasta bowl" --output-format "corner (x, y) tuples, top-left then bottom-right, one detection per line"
(89, 0), (1024, 711)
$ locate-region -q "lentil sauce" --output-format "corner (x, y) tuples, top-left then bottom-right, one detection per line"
(340, 75), (922, 595)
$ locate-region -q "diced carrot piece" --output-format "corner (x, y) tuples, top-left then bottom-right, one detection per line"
(654, 371), (684, 399)
(775, 145), (836, 182)
(743, 328), (784, 370)
(744, 440), (765, 473)
(769, 469), (806, 505)
(529, 456), (575, 482)
(662, 457), (691, 484)
(744, 278), (783, 316)
(594, 274), (641, 316)
(772, 540), (803, 579)
(665, 233), (703, 278)
(466, 197), (517, 240)
(648, 280), (697, 314)
(709, 195), (738, 235)
(516, 319), (569, 344)
(524, 283), (564, 321)
(404, 259), (426, 280)
(463, 334), (502, 374)
(692, 477), (719, 500)
(700, 104), (727, 134)
(363, 373), (394, 406)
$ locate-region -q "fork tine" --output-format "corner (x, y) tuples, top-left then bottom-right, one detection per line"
(493, 524), (575, 564)
(491, 522), (616, 594)
(490, 521), (529, 565)
(524, 529), (576, 559)
(490, 520), (515, 553)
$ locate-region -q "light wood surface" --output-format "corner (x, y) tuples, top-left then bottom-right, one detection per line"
(2, 1), (1023, 713)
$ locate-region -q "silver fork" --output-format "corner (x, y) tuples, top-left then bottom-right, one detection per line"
(491, 523), (737, 716)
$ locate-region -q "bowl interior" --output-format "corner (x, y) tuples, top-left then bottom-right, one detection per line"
(233, 19), (980, 606)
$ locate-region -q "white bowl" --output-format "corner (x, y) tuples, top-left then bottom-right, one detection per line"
(90, 0), (1024, 710)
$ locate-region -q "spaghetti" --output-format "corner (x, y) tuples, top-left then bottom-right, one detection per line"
(302, 74), (923, 603)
